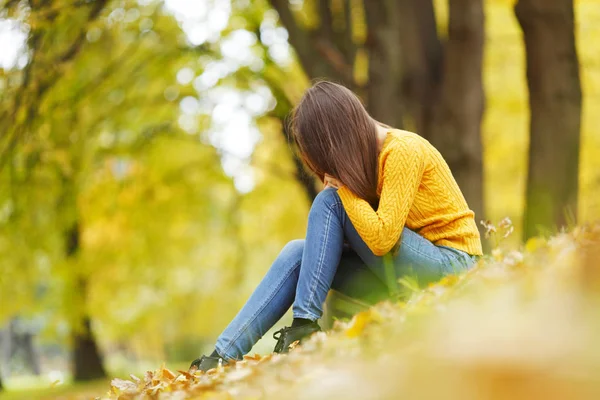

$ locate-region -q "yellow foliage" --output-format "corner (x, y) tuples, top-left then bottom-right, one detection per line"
(344, 310), (372, 338)
(102, 224), (600, 400)
(480, 0), (600, 238)
(524, 236), (546, 253)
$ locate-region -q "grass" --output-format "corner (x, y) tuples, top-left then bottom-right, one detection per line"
(0, 380), (109, 400)
(0, 362), (192, 400)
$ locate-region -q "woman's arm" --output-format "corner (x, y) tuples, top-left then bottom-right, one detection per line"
(337, 137), (425, 256)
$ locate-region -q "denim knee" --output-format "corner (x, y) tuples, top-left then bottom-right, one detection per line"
(312, 187), (341, 211)
(276, 239), (304, 270)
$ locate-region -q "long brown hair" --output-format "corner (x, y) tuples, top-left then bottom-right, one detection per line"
(291, 81), (380, 206)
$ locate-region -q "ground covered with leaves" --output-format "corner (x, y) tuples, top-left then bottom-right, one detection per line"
(105, 224), (600, 399)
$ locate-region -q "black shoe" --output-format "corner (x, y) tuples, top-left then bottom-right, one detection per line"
(273, 321), (321, 353)
(189, 355), (228, 372)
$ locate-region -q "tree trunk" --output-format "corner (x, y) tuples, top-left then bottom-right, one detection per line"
(22, 332), (40, 375)
(363, 0), (405, 128)
(268, 0), (355, 86)
(397, 0), (444, 132)
(515, 0), (582, 239)
(0, 327), (8, 389)
(7, 318), (41, 376)
(73, 313), (106, 381)
(423, 0), (486, 227)
(66, 222), (107, 381)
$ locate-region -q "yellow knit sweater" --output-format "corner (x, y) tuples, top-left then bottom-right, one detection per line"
(337, 129), (483, 257)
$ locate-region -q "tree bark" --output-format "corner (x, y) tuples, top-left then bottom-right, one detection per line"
(73, 314), (106, 381)
(21, 332), (40, 375)
(422, 0), (486, 226)
(396, 0), (444, 132)
(0, 327), (8, 386)
(268, 0), (355, 86)
(6, 319), (40, 376)
(363, 0), (405, 128)
(66, 222), (107, 382)
(515, 0), (582, 239)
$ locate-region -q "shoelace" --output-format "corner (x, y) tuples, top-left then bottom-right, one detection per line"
(273, 327), (290, 353)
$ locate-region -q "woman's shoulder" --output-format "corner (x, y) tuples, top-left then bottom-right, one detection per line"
(386, 129), (430, 151)
(386, 129), (449, 171)
(388, 129), (426, 142)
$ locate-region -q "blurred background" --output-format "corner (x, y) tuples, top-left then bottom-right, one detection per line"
(0, 0), (598, 395)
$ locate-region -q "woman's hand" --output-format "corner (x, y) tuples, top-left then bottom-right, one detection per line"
(324, 174), (343, 189)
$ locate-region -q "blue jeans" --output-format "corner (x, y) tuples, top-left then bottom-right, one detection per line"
(215, 188), (477, 360)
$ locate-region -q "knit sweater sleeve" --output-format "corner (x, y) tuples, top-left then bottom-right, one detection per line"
(337, 137), (425, 256)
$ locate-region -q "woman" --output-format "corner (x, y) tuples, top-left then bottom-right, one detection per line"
(190, 81), (482, 371)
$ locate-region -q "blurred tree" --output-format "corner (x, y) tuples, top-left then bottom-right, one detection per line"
(0, 0), (242, 381)
(0, 0), (112, 381)
(1, 319), (41, 377)
(515, 0), (582, 239)
(0, 0), (318, 382)
(0, 0), (109, 169)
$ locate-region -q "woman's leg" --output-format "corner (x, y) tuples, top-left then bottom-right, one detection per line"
(215, 188), (352, 359)
(331, 248), (389, 304)
(214, 188), (472, 360)
(331, 191), (474, 289)
(215, 240), (304, 360)
(292, 188), (347, 321)
(344, 221), (472, 288)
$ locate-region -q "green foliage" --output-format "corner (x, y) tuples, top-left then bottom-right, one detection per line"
(0, 0), (313, 365)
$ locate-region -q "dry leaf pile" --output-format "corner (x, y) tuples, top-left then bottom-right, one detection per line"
(105, 224), (600, 400)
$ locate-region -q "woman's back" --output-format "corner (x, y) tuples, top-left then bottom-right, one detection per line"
(338, 129), (483, 256)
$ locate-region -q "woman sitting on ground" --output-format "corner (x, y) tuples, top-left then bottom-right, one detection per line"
(190, 81), (483, 371)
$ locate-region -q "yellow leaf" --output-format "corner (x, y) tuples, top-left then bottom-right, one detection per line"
(345, 310), (372, 338)
(161, 367), (177, 380)
(525, 237), (546, 253)
(492, 248), (503, 261)
(111, 378), (137, 394)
